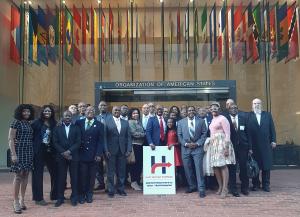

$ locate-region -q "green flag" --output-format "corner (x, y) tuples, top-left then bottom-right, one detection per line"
(64, 6), (73, 65)
(252, 3), (261, 62)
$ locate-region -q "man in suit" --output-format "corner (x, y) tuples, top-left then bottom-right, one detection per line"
(146, 105), (166, 150)
(225, 104), (252, 196)
(76, 106), (104, 204)
(247, 98), (276, 192)
(95, 101), (112, 190)
(141, 104), (150, 131)
(177, 106), (207, 198)
(105, 106), (132, 198)
(53, 110), (81, 207)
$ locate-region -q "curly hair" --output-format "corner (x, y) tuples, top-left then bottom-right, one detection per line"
(39, 105), (57, 128)
(14, 104), (35, 121)
(128, 108), (141, 120)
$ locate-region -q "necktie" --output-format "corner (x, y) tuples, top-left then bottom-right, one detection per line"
(86, 120), (92, 130)
(232, 116), (237, 131)
(159, 116), (165, 141)
(189, 120), (195, 140)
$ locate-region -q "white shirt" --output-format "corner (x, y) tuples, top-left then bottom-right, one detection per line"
(64, 123), (71, 138)
(156, 115), (166, 133)
(230, 115), (238, 129)
(255, 112), (261, 125)
(142, 114), (149, 129)
(188, 117), (196, 131)
(120, 115), (128, 121)
(113, 116), (121, 133)
(85, 118), (95, 130)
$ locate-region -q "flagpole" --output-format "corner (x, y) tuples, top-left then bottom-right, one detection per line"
(99, 1), (102, 81)
(161, 0), (165, 80)
(131, 0), (134, 81)
(59, 2), (64, 116)
(20, 1), (25, 104)
(193, 0), (197, 81)
(225, 0), (229, 80)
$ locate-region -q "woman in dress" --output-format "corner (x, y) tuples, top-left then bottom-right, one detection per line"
(209, 102), (235, 198)
(8, 104), (34, 214)
(31, 105), (58, 205)
(128, 108), (145, 191)
(166, 118), (183, 186)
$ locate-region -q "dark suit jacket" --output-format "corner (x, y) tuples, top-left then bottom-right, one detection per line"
(53, 124), (81, 161)
(75, 118), (104, 162)
(105, 116), (132, 155)
(146, 116), (166, 145)
(31, 119), (57, 155)
(225, 112), (252, 151)
(247, 111), (276, 170)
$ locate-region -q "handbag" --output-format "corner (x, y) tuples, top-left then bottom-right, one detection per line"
(246, 154), (259, 178)
(127, 147), (136, 164)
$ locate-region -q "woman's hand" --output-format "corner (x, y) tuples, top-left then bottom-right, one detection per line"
(11, 155), (18, 163)
(168, 144), (173, 150)
(224, 148), (229, 157)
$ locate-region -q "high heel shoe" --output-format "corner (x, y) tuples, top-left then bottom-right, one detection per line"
(13, 200), (22, 214)
(220, 189), (228, 199)
(215, 188), (222, 195)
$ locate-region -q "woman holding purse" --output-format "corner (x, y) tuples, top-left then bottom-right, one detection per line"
(128, 108), (145, 191)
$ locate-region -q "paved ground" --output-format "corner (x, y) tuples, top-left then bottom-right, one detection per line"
(0, 169), (300, 217)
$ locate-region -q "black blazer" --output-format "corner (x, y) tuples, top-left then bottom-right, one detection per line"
(53, 124), (81, 161)
(225, 112), (252, 151)
(75, 118), (104, 162)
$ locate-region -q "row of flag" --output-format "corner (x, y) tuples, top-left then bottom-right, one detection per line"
(10, 1), (300, 66)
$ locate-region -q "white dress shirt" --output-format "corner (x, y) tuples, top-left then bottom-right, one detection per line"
(64, 123), (71, 138)
(255, 112), (261, 125)
(188, 117), (196, 131)
(230, 114), (239, 129)
(142, 114), (149, 129)
(85, 118), (95, 130)
(113, 116), (121, 133)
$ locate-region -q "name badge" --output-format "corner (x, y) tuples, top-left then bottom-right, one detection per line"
(240, 126), (245, 131)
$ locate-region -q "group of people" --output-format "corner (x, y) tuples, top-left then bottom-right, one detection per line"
(8, 98), (277, 214)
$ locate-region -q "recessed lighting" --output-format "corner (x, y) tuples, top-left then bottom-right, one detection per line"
(62, 0), (66, 4)
(28, 0), (32, 4)
(160, 0), (163, 3)
(98, 0), (101, 3)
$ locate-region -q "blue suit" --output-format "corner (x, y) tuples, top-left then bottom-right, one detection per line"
(75, 118), (104, 200)
(146, 116), (166, 146)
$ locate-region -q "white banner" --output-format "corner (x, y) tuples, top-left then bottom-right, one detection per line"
(143, 146), (176, 195)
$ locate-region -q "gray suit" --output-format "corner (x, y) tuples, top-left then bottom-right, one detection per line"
(177, 117), (207, 192)
(105, 116), (132, 193)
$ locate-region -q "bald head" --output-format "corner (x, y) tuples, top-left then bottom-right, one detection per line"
(226, 99), (235, 110)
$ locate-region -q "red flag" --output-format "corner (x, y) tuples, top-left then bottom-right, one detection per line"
(234, 2), (243, 63)
(73, 4), (81, 64)
(10, 5), (21, 64)
(286, 3), (299, 62)
(82, 4), (87, 60)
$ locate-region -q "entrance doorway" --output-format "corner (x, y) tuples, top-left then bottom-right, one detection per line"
(95, 80), (236, 111)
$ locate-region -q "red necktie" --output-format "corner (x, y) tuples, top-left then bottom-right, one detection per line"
(159, 116), (165, 141)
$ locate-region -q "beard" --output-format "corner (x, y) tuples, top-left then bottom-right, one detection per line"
(253, 107), (262, 114)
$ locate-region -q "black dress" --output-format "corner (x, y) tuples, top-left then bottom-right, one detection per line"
(10, 119), (33, 173)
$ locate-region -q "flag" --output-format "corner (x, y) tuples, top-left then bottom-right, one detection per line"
(94, 7), (99, 63)
(201, 4), (208, 63)
(29, 6), (39, 65)
(252, 2), (261, 63)
(126, 7), (129, 57)
(228, 4), (234, 60)
(217, 2), (226, 61)
(184, 4), (189, 63)
(101, 10), (106, 62)
(169, 11), (173, 63)
(209, 3), (217, 63)
(37, 6), (48, 66)
(24, 9), (30, 64)
(73, 4), (81, 64)
(64, 6), (73, 65)
(109, 4), (113, 62)
(91, 6), (94, 57)
(10, 5), (21, 64)
(46, 5), (57, 64)
(82, 4), (87, 61)
(269, 5), (277, 59)
(117, 4), (122, 63)
(276, 2), (288, 62)
(177, 4), (181, 63)
(286, 2), (298, 62)
(233, 2), (243, 63)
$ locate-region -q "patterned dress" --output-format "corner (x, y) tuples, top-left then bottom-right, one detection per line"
(10, 119), (34, 173)
(208, 115), (235, 167)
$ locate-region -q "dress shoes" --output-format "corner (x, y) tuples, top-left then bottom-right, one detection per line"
(231, 191), (240, 197)
(108, 192), (115, 198)
(54, 200), (64, 207)
(251, 186), (258, 191)
(262, 186), (270, 192)
(199, 191), (206, 198)
(86, 194), (93, 203)
(70, 199), (78, 207)
(78, 196), (86, 204)
(185, 188), (197, 194)
(241, 189), (249, 196)
(35, 199), (48, 206)
(94, 184), (105, 191)
(117, 190), (127, 196)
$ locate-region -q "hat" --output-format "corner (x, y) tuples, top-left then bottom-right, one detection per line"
(210, 101), (220, 107)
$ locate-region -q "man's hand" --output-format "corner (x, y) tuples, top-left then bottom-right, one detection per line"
(189, 143), (198, 149)
(271, 142), (277, 149)
(248, 149), (253, 155)
(125, 151), (131, 157)
(62, 151), (71, 159)
(95, 156), (101, 162)
(150, 144), (156, 150)
(105, 151), (111, 159)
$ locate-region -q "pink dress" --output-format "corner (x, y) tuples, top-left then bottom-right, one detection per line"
(208, 115), (236, 167)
